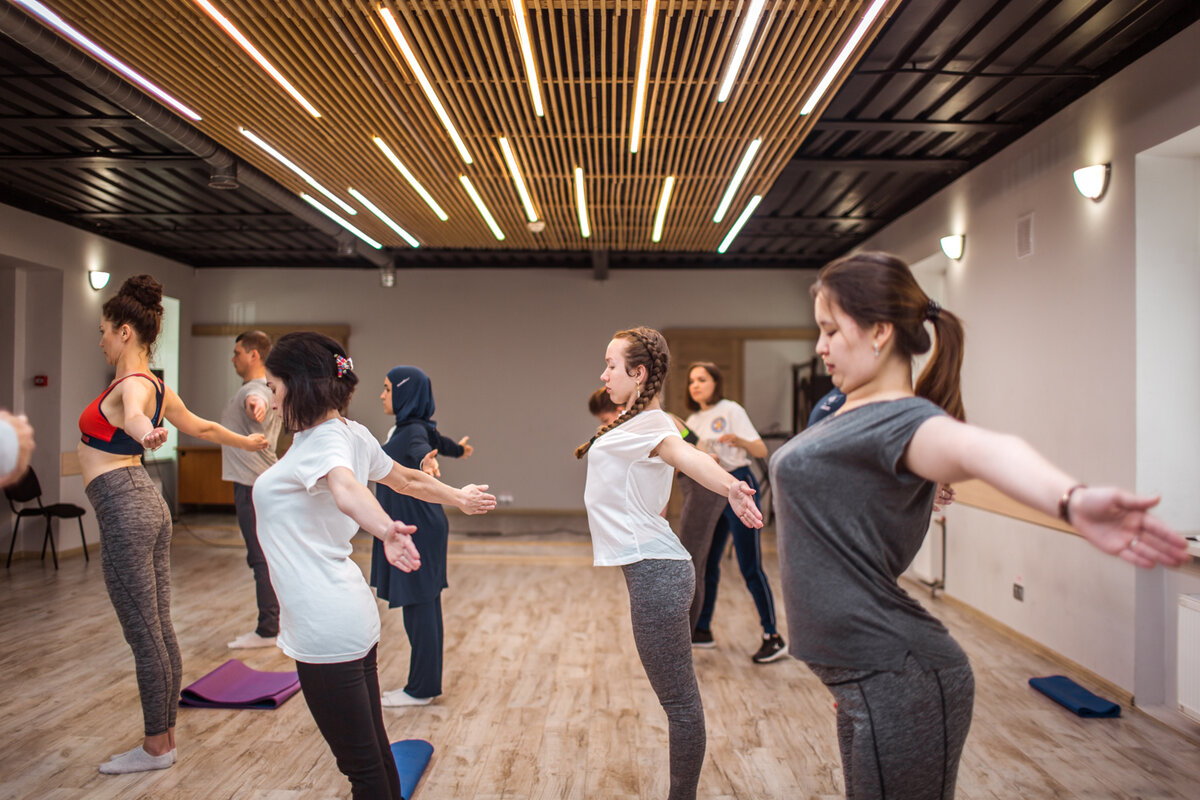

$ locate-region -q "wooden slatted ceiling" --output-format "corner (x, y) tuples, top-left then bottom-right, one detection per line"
(34, 0), (893, 253)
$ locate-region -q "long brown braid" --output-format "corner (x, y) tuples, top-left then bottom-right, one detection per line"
(574, 327), (671, 458)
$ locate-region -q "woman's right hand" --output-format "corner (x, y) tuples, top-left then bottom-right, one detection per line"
(458, 484), (496, 515)
(1070, 487), (1189, 568)
(242, 433), (269, 451)
(141, 427), (169, 451)
(727, 480), (763, 529)
(382, 521), (421, 572)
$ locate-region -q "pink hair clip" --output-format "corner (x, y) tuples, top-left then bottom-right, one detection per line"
(335, 354), (353, 378)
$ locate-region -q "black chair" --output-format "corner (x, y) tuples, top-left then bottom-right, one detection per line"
(5, 467), (88, 569)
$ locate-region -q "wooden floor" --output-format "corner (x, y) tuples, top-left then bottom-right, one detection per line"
(1, 514), (1197, 800)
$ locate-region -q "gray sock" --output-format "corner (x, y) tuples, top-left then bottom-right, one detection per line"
(99, 746), (175, 774)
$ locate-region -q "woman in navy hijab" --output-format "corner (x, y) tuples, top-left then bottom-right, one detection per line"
(372, 366), (474, 707)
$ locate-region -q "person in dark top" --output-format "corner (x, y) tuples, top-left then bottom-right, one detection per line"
(806, 386), (846, 426)
(370, 366), (473, 707)
(769, 252), (1188, 799)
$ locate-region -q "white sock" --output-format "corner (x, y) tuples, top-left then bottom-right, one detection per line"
(110, 745), (176, 763)
(99, 746), (175, 774)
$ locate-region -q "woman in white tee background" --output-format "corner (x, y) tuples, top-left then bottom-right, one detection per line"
(575, 327), (761, 800)
(254, 332), (495, 800)
(684, 362), (784, 663)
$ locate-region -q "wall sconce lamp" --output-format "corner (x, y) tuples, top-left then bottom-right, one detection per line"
(939, 234), (964, 261)
(379, 262), (396, 288)
(1073, 163), (1110, 201)
(88, 270), (111, 290)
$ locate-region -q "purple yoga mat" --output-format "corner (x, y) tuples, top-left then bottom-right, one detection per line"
(179, 659), (301, 709)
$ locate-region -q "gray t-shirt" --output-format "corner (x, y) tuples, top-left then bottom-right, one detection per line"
(220, 378), (280, 485)
(769, 396), (966, 672)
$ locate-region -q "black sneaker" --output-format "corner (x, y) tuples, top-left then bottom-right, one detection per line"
(752, 633), (786, 663)
(691, 628), (715, 648)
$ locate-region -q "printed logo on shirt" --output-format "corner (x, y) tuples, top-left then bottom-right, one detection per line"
(710, 417), (727, 433)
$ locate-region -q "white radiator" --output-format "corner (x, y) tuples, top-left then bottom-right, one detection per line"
(1179, 594), (1200, 723)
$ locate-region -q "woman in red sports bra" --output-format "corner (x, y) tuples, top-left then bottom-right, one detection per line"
(79, 274), (268, 776)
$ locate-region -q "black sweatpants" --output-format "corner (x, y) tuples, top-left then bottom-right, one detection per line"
(233, 482), (279, 637)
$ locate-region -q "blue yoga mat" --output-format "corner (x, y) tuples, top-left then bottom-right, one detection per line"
(390, 739), (434, 799)
(1029, 675), (1121, 717)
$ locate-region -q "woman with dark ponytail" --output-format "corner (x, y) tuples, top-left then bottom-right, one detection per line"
(78, 275), (269, 775)
(577, 327), (763, 800)
(769, 252), (1188, 799)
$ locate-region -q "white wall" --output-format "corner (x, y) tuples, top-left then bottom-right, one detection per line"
(184, 267), (816, 510)
(855, 20), (1200, 701)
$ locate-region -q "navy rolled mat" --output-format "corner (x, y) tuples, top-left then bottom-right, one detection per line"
(179, 659), (301, 709)
(1029, 675), (1121, 718)
(390, 739), (434, 800)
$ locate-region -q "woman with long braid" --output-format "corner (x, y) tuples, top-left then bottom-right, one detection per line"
(576, 327), (763, 800)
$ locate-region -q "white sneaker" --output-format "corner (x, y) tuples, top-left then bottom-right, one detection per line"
(227, 632), (277, 649)
(380, 689), (433, 707)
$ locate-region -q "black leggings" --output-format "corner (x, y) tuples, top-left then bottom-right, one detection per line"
(87, 466), (180, 737)
(295, 645), (402, 800)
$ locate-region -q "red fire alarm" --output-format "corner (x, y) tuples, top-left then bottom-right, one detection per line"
(33, 375), (49, 387)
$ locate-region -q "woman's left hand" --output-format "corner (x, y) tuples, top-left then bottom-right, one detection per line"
(727, 480), (763, 529)
(458, 436), (474, 458)
(458, 484), (496, 515)
(420, 449), (441, 477)
(382, 521), (421, 572)
(718, 433), (742, 449)
(1071, 487), (1189, 568)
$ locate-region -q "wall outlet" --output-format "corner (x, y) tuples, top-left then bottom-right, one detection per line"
(1012, 583), (1024, 602)
(497, 492), (514, 507)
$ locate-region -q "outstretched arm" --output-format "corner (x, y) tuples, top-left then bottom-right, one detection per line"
(656, 435), (762, 529)
(905, 416), (1188, 568)
(325, 467), (420, 572)
(161, 386), (268, 451)
(378, 460), (495, 515)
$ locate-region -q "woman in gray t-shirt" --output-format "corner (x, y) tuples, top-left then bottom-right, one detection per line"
(770, 252), (1188, 800)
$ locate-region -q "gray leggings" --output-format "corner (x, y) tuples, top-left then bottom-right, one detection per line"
(621, 558), (705, 800)
(87, 466), (181, 737)
(809, 653), (974, 800)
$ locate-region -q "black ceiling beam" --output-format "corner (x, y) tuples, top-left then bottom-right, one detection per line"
(787, 157), (969, 172)
(74, 211), (295, 222)
(812, 118), (1018, 134)
(0, 155), (201, 169)
(0, 115), (136, 129)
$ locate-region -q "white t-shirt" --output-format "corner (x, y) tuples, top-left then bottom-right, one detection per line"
(583, 409), (692, 567)
(253, 417), (393, 663)
(686, 399), (761, 471)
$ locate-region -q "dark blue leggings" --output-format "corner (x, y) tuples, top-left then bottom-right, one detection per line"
(695, 466), (778, 635)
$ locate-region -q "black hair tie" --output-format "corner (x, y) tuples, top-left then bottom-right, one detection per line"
(925, 300), (941, 321)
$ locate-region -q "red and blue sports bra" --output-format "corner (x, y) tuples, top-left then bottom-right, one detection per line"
(79, 373), (165, 455)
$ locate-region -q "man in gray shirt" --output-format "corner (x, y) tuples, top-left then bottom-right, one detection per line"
(222, 331), (282, 649)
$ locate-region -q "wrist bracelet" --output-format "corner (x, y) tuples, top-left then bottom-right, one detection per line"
(1058, 483), (1086, 525)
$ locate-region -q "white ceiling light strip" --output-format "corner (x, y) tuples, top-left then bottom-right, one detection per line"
(509, 0), (544, 117)
(347, 188), (419, 248)
(379, 6), (473, 164)
(717, 195), (761, 253)
(192, 0), (320, 117)
(651, 176), (675, 243)
(240, 127), (356, 215)
(574, 167), (591, 238)
(498, 137), (538, 223)
(459, 175), (505, 240)
(628, 0), (657, 154)
(302, 194), (382, 249)
(713, 138), (761, 223)
(372, 137), (448, 220)
(716, 0), (767, 103)
(800, 0), (890, 115)
(12, 0), (201, 121)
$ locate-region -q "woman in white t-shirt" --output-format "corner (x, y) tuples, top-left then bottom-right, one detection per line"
(254, 332), (495, 800)
(575, 327), (762, 800)
(684, 362), (785, 664)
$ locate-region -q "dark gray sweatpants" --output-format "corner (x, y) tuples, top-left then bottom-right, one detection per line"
(809, 653), (974, 800)
(621, 558), (706, 800)
(87, 466), (181, 737)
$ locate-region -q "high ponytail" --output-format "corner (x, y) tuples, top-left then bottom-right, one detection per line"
(811, 251), (966, 421)
(575, 327), (671, 458)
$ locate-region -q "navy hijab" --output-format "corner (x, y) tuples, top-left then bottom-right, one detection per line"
(387, 365), (437, 435)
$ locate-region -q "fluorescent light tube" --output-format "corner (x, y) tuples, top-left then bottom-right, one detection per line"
(716, 0), (766, 102)
(629, 0), (657, 153)
(651, 176), (675, 243)
(509, 0), (544, 117)
(575, 167), (591, 238)
(713, 138), (761, 223)
(498, 137), (538, 222)
(302, 194), (382, 249)
(717, 195), (761, 253)
(373, 137), (448, 220)
(459, 175), (505, 240)
(240, 127), (356, 215)
(800, 0), (889, 116)
(348, 188), (419, 248)
(13, 0), (200, 120)
(379, 7), (473, 164)
(192, 0), (320, 117)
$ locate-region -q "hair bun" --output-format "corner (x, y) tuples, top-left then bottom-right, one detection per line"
(119, 274), (163, 313)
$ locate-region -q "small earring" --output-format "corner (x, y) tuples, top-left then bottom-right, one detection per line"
(873, 344), (880, 358)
